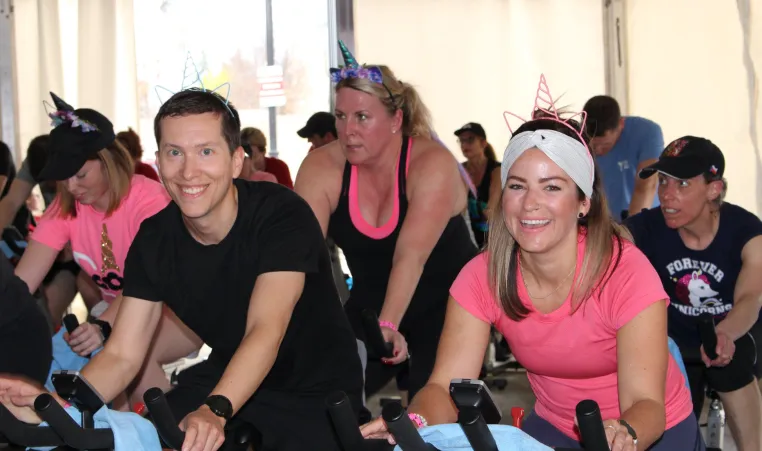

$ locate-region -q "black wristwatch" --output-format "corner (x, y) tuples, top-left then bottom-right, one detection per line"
(204, 395), (233, 420)
(88, 319), (112, 342)
(618, 419), (638, 445)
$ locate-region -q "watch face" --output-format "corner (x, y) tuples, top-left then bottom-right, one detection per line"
(205, 395), (233, 420)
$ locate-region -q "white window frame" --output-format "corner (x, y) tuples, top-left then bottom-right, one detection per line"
(602, 0), (629, 114)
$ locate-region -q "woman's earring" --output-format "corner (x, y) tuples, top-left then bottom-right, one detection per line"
(578, 212), (584, 218)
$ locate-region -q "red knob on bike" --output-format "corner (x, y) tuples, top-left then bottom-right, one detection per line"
(132, 402), (146, 416)
(511, 406), (525, 428)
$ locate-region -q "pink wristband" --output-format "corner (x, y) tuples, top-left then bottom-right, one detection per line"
(379, 320), (398, 332)
(408, 413), (427, 429)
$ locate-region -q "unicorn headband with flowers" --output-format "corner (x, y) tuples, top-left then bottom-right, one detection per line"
(154, 53), (235, 120)
(500, 74), (595, 198)
(42, 93), (99, 133)
(330, 41), (395, 101)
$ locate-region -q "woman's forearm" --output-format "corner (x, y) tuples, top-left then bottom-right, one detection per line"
(379, 254), (425, 326)
(619, 399), (666, 450)
(80, 349), (141, 404)
(407, 383), (459, 426)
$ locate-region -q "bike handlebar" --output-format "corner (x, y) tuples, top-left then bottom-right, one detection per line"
(382, 402), (434, 451)
(697, 313), (719, 360)
(143, 387), (185, 450)
(33, 393), (114, 449)
(326, 391), (395, 451)
(0, 401), (65, 447)
(361, 310), (394, 359)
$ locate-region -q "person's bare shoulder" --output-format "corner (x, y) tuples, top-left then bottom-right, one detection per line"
(294, 140), (345, 210)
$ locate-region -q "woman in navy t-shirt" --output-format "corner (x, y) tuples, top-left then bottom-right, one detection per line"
(625, 136), (762, 451)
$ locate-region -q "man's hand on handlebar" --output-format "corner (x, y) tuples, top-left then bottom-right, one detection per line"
(180, 404), (226, 451)
(0, 375), (51, 424)
(65, 322), (104, 356)
(701, 330), (735, 368)
(380, 326), (409, 365)
(359, 416), (397, 445)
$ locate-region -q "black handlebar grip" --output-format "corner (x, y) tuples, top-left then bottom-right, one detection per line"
(698, 313), (718, 360)
(381, 402), (430, 451)
(326, 391), (366, 451)
(63, 314), (80, 335)
(0, 401), (65, 447)
(457, 409), (499, 451)
(575, 400), (609, 451)
(143, 387), (185, 450)
(361, 309), (394, 359)
(34, 393), (114, 449)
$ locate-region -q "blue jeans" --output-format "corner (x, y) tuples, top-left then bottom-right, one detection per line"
(521, 410), (706, 450)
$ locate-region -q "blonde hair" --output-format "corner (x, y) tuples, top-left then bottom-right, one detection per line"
(335, 65), (433, 139)
(487, 118), (631, 321)
(53, 139), (135, 219)
(241, 127), (267, 152)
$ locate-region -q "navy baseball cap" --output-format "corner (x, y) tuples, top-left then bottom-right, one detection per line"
(639, 136), (724, 180)
(454, 122), (487, 140)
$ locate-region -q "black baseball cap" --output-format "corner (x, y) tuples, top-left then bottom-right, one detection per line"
(297, 112), (336, 138)
(38, 93), (115, 181)
(639, 136), (725, 180)
(454, 122), (487, 140)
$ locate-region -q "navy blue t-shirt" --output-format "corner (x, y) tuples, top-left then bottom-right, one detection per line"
(625, 203), (762, 347)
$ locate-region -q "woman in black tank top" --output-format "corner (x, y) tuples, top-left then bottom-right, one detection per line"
(295, 43), (477, 400)
(454, 122), (501, 248)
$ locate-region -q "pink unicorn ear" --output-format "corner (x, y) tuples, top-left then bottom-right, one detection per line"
(503, 111), (527, 135)
(565, 110), (588, 134)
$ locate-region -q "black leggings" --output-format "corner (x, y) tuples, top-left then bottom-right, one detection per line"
(345, 299), (447, 400)
(0, 301), (52, 385)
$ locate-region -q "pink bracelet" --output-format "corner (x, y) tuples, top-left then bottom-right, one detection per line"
(379, 320), (398, 332)
(408, 413), (428, 429)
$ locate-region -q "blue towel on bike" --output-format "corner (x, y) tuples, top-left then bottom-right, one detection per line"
(668, 337), (690, 389)
(394, 424), (552, 451)
(44, 328), (102, 392)
(29, 404), (161, 451)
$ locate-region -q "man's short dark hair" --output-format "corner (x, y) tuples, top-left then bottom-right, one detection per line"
(154, 88), (241, 152)
(583, 95), (621, 137)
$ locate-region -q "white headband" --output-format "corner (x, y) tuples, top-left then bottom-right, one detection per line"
(500, 129), (594, 198)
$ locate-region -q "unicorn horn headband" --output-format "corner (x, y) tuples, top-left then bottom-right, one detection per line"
(330, 40), (395, 101)
(500, 74), (595, 198)
(154, 52), (235, 121)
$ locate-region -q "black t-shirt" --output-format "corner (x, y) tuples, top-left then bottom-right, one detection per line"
(123, 179), (363, 395)
(625, 203), (762, 347)
(0, 254), (37, 328)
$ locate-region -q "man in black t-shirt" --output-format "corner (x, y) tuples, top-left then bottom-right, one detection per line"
(0, 89), (364, 451)
(625, 136), (762, 451)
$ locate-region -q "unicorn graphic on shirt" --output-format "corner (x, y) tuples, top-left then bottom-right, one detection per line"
(680, 271), (719, 308)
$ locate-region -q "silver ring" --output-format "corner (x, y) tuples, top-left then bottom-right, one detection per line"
(605, 425), (616, 431)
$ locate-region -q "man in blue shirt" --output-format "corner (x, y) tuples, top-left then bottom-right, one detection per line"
(583, 95), (663, 221)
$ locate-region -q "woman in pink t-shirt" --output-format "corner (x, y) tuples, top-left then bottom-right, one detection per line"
(13, 98), (202, 410)
(362, 81), (702, 450)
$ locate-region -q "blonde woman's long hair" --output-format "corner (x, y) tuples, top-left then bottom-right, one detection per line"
(52, 139), (134, 219)
(487, 118), (631, 320)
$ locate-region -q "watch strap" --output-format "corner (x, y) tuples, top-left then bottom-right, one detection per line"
(88, 318), (111, 342)
(618, 419), (638, 444)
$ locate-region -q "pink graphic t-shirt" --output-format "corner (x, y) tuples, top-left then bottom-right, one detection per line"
(32, 175), (171, 302)
(450, 234), (694, 440)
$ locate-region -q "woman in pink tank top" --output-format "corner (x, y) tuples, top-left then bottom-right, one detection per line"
(14, 95), (202, 411)
(361, 78), (703, 450)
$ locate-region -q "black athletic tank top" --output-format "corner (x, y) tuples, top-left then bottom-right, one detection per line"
(328, 137), (477, 322)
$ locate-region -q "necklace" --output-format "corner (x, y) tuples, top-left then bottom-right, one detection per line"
(520, 257), (576, 300)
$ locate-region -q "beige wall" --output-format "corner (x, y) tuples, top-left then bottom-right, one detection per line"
(627, 0), (761, 214)
(353, 0), (607, 161)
